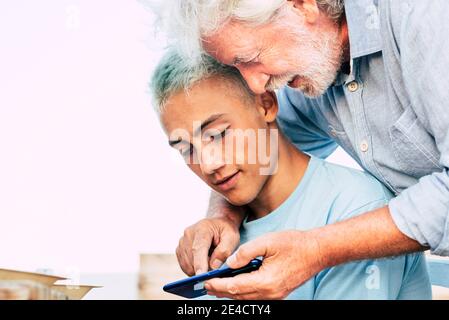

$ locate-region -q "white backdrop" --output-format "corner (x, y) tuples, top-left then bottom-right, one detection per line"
(0, 0), (360, 275)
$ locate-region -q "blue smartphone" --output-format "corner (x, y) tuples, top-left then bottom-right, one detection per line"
(163, 259), (262, 299)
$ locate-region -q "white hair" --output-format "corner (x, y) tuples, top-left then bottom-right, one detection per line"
(152, 0), (345, 64)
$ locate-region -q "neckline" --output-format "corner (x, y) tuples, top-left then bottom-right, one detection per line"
(242, 156), (321, 230)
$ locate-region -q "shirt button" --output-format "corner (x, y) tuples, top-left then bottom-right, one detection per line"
(347, 81), (359, 92)
(360, 140), (369, 153)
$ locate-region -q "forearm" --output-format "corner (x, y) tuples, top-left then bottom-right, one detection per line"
(312, 205), (427, 269)
(207, 191), (246, 226)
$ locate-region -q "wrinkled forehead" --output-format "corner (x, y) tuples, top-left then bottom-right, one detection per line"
(202, 21), (261, 65)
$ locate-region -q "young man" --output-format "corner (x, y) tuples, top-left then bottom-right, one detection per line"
(150, 49), (431, 299)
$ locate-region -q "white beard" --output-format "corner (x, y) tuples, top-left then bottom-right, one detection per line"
(266, 24), (344, 98)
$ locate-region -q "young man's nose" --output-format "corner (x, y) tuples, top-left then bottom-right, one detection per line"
(199, 145), (226, 175)
(237, 67), (270, 94)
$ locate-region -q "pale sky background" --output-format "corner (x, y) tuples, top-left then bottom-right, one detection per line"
(0, 0), (360, 274)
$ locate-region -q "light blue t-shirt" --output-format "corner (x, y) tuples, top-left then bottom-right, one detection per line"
(207, 156), (432, 300)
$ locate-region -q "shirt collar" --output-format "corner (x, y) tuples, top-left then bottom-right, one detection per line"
(345, 0), (382, 59)
(333, 0), (382, 86)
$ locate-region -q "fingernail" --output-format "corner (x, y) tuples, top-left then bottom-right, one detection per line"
(226, 254), (236, 265)
(211, 259), (223, 269)
(228, 286), (238, 295)
(204, 282), (211, 291)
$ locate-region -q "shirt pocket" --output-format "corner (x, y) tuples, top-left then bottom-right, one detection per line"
(389, 107), (442, 177)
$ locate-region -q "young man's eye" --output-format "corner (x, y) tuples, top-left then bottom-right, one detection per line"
(209, 130), (227, 142)
(204, 125), (230, 143)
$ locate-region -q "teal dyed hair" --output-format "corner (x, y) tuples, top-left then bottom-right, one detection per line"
(150, 48), (254, 114)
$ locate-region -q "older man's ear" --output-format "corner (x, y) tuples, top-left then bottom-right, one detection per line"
(287, 0), (320, 24)
(255, 91), (279, 124)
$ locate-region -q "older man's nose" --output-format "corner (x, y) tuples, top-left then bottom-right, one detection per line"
(238, 68), (270, 94)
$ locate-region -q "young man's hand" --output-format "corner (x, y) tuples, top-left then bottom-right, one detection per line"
(176, 216), (241, 276)
(204, 230), (325, 299)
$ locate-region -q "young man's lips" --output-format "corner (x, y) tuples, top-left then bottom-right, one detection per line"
(213, 171), (241, 192)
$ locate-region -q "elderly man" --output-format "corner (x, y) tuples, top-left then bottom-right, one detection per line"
(163, 0), (449, 299)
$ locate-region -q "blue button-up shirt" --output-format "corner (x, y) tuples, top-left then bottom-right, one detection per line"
(276, 0), (449, 255)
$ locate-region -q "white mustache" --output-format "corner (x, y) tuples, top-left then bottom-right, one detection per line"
(265, 73), (296, 91)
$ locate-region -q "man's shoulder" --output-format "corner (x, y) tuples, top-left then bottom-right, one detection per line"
(275, 87), (335, 139)
(380, 0), (448, 47)
(276, 87), (316, 119)
(317, 158), (391, 197)
(275, 87), (334, 120)
(314, 158), (393, 222)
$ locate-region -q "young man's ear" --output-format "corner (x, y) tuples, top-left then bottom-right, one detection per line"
(255, 91), (279, 123)
(287, 0), (319, 24)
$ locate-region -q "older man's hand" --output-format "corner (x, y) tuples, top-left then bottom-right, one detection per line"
(176, 217), (241, 276)
(204, 230), (326, 300)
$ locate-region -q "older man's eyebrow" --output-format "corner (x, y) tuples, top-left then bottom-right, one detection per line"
(193, 113), (226, 137)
